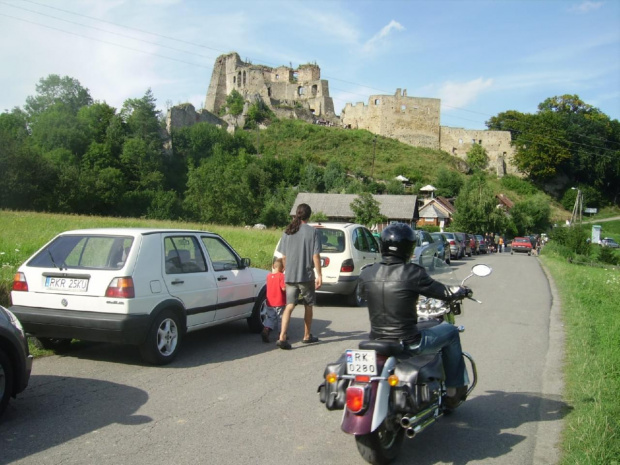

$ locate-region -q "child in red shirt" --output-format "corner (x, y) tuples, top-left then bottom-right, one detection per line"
(262, 258), (286, 343)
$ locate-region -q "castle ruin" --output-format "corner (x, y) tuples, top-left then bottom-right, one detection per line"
(167, 53), (518, 176)
(204, 52), (336, 119)
(341, 89), (518, 176)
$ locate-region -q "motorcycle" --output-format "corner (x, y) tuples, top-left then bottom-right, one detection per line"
(318, 258), (492, 464)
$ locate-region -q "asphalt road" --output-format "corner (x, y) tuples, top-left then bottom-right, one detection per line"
(0, 251), (566, 465)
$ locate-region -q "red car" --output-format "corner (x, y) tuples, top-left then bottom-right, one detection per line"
(511, 237), (533, 255)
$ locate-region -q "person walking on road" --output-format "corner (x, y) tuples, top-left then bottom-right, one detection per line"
(275, 203), (322, 350)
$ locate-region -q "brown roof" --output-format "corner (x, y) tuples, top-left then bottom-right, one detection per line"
(496, 193), (514, 209)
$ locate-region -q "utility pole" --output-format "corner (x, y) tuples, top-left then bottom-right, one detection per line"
(570, 188), (583, 226)
(371, 136), (377, 178)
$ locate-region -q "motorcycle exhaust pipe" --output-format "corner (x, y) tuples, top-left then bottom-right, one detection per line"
(405, 416), (437, 439)
(400, 404), (437, 428)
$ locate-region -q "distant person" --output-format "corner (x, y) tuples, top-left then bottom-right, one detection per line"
(261, 258), (286, 343)
(275, 203), (322, 350)
(499, 236), (504, 253)
(494, 234), (500, 253)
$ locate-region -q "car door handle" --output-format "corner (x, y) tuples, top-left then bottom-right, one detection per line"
(217, 275), (227, 281)
(171, 279), (184, 285)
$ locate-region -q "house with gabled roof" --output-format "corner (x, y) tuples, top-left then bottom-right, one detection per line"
(418, 196), (456, 228)
(290, 193), (419, 230)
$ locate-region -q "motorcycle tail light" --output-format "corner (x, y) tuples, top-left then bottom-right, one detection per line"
(105, 277), (135, 298)
(325, 372), (338, 384)
(346, 386), (365, 413)
(340, 259), (354, 273)
(12, 272), (28, 292)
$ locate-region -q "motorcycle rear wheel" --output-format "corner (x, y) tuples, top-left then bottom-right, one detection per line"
(355, 418), (404, 465)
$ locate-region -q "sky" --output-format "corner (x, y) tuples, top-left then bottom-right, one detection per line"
(1, 0), (619, 130)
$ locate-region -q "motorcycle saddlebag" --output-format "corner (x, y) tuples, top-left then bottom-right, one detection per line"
(391, 354), (443, 412)
(317, 354), (349, 410)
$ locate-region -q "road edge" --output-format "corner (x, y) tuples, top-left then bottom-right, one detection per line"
(534, 258), (566, 464)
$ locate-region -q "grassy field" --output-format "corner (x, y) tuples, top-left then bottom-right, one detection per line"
(540, 249), (620, 464)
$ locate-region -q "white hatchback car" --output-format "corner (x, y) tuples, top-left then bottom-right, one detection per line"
(10, 228), (268, 364)
(275, 222), (381, 306)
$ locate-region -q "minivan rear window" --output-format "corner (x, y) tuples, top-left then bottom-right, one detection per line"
(27, 235), (134, 270)
(316, 228), (345, 253)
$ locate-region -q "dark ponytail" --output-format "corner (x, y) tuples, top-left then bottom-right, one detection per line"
(285, 203), (312, 235)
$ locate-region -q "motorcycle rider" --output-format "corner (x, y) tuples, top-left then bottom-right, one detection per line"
(359, 223), (471, 408)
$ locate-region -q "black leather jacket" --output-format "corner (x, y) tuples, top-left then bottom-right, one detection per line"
(359, 256), (454, 344)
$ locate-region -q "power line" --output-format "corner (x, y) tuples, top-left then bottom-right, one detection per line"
(0, 13), (212, 69)
(2, 1), (619, 156)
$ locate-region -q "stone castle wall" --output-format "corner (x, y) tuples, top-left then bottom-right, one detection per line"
(204, 52), (335, 118)
(166, 103), (227, 134)
(342, 89), (441, 149)
(342, 88), (517, 175)
(439, 127), (517, 176)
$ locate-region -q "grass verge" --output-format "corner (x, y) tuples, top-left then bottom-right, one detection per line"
(540, 251), (619, 464)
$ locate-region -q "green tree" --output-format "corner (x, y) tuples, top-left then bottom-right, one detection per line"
(434, 168), (463, 198)
(350, 193), (386, 227)
(25, 74), (92, 117)
(452, 173), (505, 233)
(508, 195), (551, 236)
(223, 89), (245, 121)
(323, 160), (347, 192)
(466, 144), (488, 171)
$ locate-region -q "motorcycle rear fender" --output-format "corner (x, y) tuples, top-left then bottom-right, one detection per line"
(340, 356), (397, 435)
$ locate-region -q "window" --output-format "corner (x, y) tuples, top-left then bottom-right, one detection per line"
(362, 228), (379, 253)
(237, 71), (241, 87)
(275, 74), (279, 80)
(298, 86), (305, 96)
(233, 76), (236, 84)
(353, 228), (370, 252)
(28, 235), (134, 271)
(243, 71), (246, 86)
(374, 99), (381, 105)
(201, 236), (240, 272)
(311, 84), (318, 97)
(401, 105), (406, 113)
(458, 139), (463, 144)
(472, 139), (476, 144)
(267, 87), (271, 97)
(164, 236), (207, 274)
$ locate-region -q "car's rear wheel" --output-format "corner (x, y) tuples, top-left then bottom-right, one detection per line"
(0, 349), (14, 418)
(35, 337), (73, 352)
(247, 289), (266, 333)
(139, 309), (182, 365)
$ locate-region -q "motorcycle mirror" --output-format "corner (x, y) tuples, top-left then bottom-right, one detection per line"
(471, 264), (492, 277)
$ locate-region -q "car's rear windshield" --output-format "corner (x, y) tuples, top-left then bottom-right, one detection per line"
(515, 238), (529, 243)
(27, 235), (134, 270)
(316, 228), (345, 253)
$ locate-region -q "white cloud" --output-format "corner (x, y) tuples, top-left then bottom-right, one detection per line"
(569, 1), (603, 13)
(363, 20), (405, 53)
(425, 78), (495, 111)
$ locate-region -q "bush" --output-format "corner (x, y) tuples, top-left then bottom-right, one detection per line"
(549, 226), (590, 256)
(598, 246), (619, 266)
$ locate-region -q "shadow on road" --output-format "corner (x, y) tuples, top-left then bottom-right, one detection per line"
(392, 390), (571, 464)
(0, 375), (151, 462)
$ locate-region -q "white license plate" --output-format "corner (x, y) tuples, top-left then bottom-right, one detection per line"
(45, 276), (89, 292)
(346, 349), (377, 375)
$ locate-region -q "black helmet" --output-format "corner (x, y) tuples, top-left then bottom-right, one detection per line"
(380, 223), (415, 260)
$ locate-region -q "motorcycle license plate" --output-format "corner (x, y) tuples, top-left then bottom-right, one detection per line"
(345, 349), (377, 375)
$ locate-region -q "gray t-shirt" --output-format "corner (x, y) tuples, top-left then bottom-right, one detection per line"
(277, 223), (321, 283)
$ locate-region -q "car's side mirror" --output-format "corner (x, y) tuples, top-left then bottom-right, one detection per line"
(241, 258), (251, 268)
(422, 241), (430, 246)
